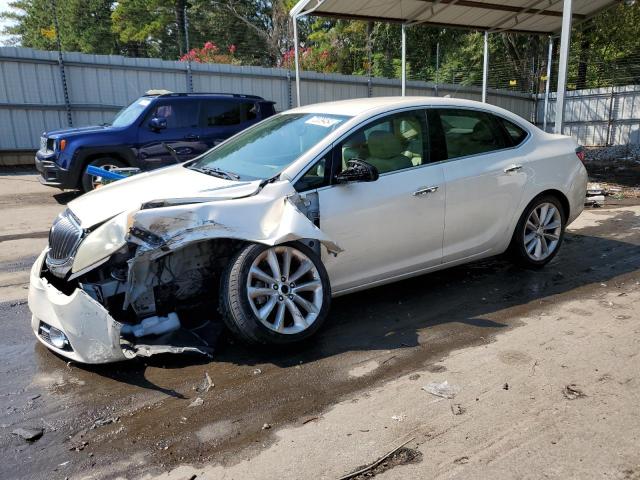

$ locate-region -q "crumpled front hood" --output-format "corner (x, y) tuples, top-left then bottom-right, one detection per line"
(68, 164), (262, 228)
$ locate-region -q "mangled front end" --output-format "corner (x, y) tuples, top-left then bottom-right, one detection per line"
(28, 182), (340, 363)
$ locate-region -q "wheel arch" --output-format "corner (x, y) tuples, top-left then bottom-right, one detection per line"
(73, 147), (135, 188)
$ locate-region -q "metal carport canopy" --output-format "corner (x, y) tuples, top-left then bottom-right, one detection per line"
(289, 0), (620, 134)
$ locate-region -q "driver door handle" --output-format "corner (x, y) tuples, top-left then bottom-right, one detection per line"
(504, 164), (523, 173)
(413, 185), (439, 196)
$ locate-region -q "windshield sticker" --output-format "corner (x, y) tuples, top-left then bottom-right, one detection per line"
(139, 99), (151, 106)
(305, 116), (341, 128)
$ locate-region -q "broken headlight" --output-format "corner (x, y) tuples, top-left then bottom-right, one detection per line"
(71, 211), (133, 275)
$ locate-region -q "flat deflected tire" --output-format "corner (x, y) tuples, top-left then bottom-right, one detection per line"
(219, 242), (331, 345)
(509, 194), (566, 268)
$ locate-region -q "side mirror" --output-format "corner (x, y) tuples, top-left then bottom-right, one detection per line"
(335, 158), (379, 184)
(149, 116), (167, 131)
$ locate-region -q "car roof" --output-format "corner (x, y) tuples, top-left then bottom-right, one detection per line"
(287, 96), (523, 122)
(143, 92), (266, 101)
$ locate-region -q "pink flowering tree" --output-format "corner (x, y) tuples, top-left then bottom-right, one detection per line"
(179, 42), (239, 65)
(281, 46), (337, 73)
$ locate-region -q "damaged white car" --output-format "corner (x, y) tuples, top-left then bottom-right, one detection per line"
(28, 97), (587, 363)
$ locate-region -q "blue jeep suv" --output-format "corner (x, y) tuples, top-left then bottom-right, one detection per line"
(36, 92), (276, 191)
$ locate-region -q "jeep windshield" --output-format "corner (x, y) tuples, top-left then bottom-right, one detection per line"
(188, 113), (350, 180)
(110, 97), (153, 128)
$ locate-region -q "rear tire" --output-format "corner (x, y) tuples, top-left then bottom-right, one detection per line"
(219, 242), (331, 345)
(509, 194), (566, 268)
(81, 157), (127, 193)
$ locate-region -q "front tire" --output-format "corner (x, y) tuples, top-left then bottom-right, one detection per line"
(219, 242), (331, 345)
(81, 157), (127, 192)
(509, 195), (566, 268)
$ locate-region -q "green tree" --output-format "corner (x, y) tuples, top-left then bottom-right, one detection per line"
(1, 0), (119, 54)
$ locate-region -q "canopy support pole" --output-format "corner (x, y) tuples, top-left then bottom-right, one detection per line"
(401, 23), (407, 96)
(543, 36), (553, 132)
(293, 15), (301, 107)
(482, 30), (489, 103)
(555, 0), (573, 134)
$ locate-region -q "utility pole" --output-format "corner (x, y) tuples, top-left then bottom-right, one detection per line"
(184, 2), (193, 93)
(51, 0), (72, 127)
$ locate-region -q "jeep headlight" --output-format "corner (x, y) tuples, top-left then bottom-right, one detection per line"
(71, 211), (133, 274)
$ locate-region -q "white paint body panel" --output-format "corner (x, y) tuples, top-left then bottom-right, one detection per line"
(28, 97), (588, 362)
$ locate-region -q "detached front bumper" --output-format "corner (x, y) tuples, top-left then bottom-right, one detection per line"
(28, 250), (127, 364)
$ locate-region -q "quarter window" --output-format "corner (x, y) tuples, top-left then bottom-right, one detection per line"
(294, 157), (329, 192)
(202, 100), (241, 126)
(435, 109), (508, 159)
(339, 110), (427, 174)
(501, 118), (528, 146)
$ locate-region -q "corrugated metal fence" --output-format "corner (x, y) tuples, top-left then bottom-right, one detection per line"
(0, 47), (533, 160)
(0, 46), (638, 165)
(536, 85), (640, 146)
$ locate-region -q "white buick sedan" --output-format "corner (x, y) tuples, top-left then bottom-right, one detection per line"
(29, 97), (587, 363)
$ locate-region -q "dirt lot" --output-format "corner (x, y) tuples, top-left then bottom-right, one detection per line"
(1, 170), (639, 480)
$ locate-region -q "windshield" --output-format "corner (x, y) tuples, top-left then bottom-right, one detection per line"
(189, 113), (350, 180)
(111, 97), (153, 127)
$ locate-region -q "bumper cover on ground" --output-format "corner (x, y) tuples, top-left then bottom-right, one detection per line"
(28, 250), (127, 363)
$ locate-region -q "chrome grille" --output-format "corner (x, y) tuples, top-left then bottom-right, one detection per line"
(47, 209), (83, 265)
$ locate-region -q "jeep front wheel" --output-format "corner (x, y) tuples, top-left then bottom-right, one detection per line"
(81, 157), (127, 192)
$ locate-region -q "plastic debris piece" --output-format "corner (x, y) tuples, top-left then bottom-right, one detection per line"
(422, 381), (460, 399)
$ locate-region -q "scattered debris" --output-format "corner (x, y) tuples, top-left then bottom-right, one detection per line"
(454, 456), (470, 465)
(585, 183), (605, 207)
(253, 368), (262, 375)
(503, 383), (509, 391)
(301, 416), (319, 425)
(11, 427), (43, 442)
(188, 397), (204, 408)
(261, 423), (271, 430)
(450, 403), (466, 415)
(338, 437), (418, 480)
(29, 394), (41, 401)
(391, 414), (406, 422)
(422, 381), (460, 399)
(194, 372), (214, 393)
(530, 360), (539, 376)
(91, 416), (119, 429)
(70, 441), (88, 452)
(562, 384), (586, 400)
(408, 373), (420, 381)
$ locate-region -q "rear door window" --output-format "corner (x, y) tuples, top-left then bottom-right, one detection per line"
(433, 109), (508, 160)
(146, 100), (199, 129)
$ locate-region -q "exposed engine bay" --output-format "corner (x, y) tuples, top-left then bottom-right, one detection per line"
(30, 178), (339, 363)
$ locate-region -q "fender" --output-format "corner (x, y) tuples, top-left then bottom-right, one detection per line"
(71, 145), (139, 187)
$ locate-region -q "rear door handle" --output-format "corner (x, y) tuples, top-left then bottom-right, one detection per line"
(184, 134), (200, 141)
(504, 164), (523, 173)
(412, 185), (439, 196)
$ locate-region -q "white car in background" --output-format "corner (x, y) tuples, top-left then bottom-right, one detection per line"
(28, 97), (587, 364)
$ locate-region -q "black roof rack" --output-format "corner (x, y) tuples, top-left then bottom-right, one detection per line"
(144, 92), (265, 100)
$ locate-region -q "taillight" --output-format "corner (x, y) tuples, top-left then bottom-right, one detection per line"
(575, 146), (585, 163)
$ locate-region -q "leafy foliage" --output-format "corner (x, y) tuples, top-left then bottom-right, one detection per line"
(1, 0), (638, 90)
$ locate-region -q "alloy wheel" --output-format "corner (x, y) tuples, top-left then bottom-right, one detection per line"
(523, 202), (562, 261)
(246, 246), (323, 334)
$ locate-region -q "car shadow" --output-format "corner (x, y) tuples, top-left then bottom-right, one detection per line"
(63, 209), (640, 393)
(52, 190), (82, 205)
